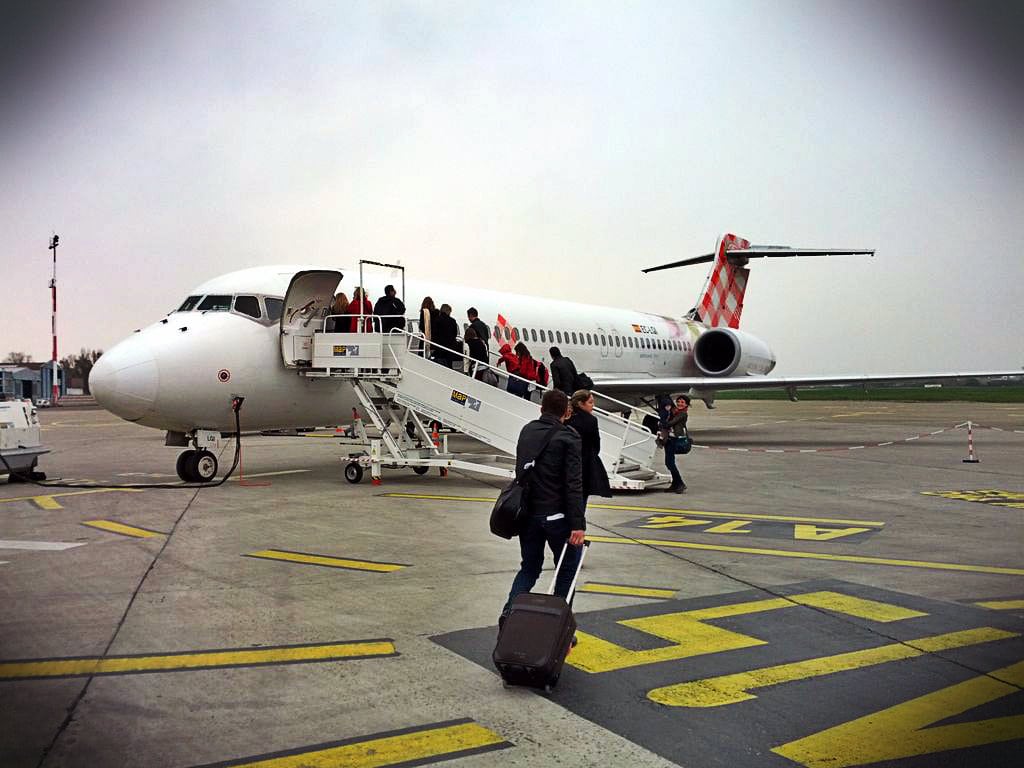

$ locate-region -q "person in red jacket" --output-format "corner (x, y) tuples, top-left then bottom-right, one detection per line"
(343, 287), (373, 332)
(497, 343), (520, 393)
(509, 341), (537, 399)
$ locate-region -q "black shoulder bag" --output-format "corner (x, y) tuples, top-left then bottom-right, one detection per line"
(489, 425), (561, 539)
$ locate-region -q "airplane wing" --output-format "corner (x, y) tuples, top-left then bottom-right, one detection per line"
(592, 371), (1024, 397)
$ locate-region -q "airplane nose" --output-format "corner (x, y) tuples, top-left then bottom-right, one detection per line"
(90, 338), (159, 421)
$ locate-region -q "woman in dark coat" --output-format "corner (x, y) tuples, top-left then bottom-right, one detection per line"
(567, 389), (612, 501)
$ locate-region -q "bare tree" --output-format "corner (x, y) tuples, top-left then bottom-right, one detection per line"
(61, 349), (103, 394)
(3, 352), (33, 364)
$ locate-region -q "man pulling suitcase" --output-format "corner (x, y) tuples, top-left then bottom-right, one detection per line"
(494, 389), (587, 689)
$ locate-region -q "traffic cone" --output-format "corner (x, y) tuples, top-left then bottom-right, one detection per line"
(432, 422), (448, 477)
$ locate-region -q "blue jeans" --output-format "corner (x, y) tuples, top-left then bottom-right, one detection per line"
(504, 515), (582, 614)
(664, 437), (684, 487)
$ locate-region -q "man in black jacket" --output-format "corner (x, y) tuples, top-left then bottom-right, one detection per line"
(502, 389), (586, 618)
(372, 285), (406, 333)
(467, 307), (491, 355)
(549, 347), (579, 396)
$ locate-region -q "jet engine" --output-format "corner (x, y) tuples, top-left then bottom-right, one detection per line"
(693, 328), (776, 377)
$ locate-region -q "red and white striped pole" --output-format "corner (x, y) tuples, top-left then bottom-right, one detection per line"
(962, 420), (979, 463)
(48, 235), (59, 406)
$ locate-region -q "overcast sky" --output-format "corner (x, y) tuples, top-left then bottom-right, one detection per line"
(2, 1), (1021, 374)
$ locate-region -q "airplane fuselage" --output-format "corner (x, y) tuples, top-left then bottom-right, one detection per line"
(90, 265), (775, 433)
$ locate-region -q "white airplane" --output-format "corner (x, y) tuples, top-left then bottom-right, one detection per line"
(90, 233), (1021, 482)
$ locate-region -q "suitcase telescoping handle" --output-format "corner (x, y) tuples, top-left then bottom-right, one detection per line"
(547, 540), (590, 599)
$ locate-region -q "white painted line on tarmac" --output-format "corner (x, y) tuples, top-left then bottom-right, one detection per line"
(0, 540), (86, 551)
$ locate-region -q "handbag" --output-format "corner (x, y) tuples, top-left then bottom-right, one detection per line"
(677, 428), (693, 455)
(490, 425), (562, 539)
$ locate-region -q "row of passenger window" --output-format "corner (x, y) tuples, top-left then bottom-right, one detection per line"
(176, 294), (284, 323)
(482, 324), (689, 353)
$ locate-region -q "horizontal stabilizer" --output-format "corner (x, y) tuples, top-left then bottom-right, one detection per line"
(642, 246), (874, 274)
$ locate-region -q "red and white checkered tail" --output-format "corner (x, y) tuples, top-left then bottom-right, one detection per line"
(697, 234), (751, 328)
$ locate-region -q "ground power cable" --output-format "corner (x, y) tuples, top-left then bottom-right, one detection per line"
(465, 470), (1024, 692)
(0, 400), (245, 490)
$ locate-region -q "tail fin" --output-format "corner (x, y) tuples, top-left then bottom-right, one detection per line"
(641, 234), (874, 328)
(697, 233), (751, 328)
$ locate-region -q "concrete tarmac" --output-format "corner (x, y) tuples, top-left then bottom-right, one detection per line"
(1, 400), (1022, 767)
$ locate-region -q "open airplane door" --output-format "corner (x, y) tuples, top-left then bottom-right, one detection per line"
(280, 270), (343, 367)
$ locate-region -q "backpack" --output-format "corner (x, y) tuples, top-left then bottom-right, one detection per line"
(575, 372), (594, 390)
(536, 361), (549, 387)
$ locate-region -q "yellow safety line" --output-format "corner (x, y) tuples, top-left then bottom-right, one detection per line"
(203, 720), (509, 768)
(585, 535), (1024, 576)
(81, 520), (164, 539)
(245, 549), (407, 573)
(578, 583), (677, 599)
(975, 599), (1024, 610)
(648, 627), (1016, 708)
(0, 640), (397, 680)
(382, 493), (885, 527)
(0, 488), (143, 504)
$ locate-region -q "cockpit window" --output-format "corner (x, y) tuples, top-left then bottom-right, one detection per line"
(234, 295), (261, 319)
(177, 295), (202, 312)
(264, 297), (284, 322)
(197, 294), (232, 311)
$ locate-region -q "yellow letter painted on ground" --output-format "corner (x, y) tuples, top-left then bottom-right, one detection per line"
(793, 524), (871, 541)
(773, 660), (1024, 768)
(568, 591), (925, 674)
(703, 520), (753, 534)
(641, 515), (713, 529)
(647, 627), (1015, 708)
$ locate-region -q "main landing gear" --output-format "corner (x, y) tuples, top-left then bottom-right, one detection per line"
(175, 449), (218, 483)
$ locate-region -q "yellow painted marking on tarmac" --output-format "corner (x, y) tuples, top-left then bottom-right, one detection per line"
(702, 520), (754, 534)
(585, 535), (1024, 576)
(923, 489), (1024, 510)
(0, 639), (397, 680)
(577, 583), (677, 599)
(568, 591), (925, 674)
(641, 515), (714, 529)
(793, 524), (872, 541)
(0, 488), (144, 511)
(245, 549), (407, 572)
(773, 660), (1024, 767)
(382, 493), (886, 527)
(207, 720), (509, 768)
(975, 599), (1024, 610)
(81, 520), (164, 539)
(647, 627), (1016, 708)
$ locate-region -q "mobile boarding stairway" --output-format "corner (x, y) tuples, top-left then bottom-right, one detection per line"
(279, 264), (668, 489)
(296, 325), (669, 490)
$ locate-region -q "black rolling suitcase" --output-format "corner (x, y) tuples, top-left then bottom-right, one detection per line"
(493, 541), (589, 691)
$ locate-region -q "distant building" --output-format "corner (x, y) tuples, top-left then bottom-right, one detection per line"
(0, 363), (66, 403)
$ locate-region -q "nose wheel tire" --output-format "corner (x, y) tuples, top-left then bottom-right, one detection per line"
(344, 462), (364, 484)
(412, 465), (429, 476)
(176, 450), (196, 482)
(177, 449), (218, 483)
